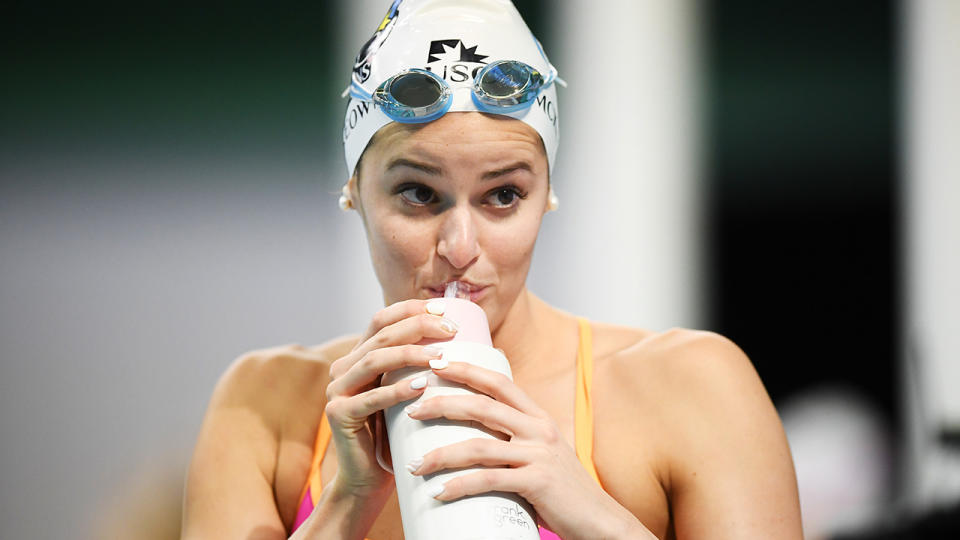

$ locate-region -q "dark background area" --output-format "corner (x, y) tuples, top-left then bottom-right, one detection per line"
(2, 2), (341, 168)
(703, 0), (899, 447)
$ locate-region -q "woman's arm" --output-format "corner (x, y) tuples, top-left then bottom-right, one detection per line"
(182, 345), (333, 539)
(288, 475), (390, 540)
(655, 331), (803, 539)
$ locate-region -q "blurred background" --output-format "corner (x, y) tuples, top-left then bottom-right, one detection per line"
(1, 0), (957, 538)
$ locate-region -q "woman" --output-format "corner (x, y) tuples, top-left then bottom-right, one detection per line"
(182, 1), (802, 539)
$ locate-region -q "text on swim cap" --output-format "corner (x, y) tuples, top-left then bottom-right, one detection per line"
(536, 94), (558, 129)
(343, 101), (375, 142)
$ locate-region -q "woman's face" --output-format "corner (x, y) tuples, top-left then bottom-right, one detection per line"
(352, 112), (550, 331)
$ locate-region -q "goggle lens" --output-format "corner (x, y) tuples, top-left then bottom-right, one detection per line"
(389, 72), (444, 108)
(479, 62), (532, 98)
(473, 61), (545, 112)
(373, 69), (451, 123)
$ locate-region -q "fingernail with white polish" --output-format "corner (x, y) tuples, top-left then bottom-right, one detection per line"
(423, 345), (443, 358)
(405, 402), (421, 415)
(406, 456), (423, 474)
(426, 483), (445, 498)
(410, 376), (427, 390)
(426, 300), (446, 316)
(440, 318), (459, 333)
(429, 358), (448, 370)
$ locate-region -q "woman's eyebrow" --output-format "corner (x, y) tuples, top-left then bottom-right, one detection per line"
(482, 161), (532, 180)
(385, 158), (441, 175)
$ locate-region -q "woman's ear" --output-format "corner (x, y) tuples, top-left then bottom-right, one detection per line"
(339, 176), (359, 211)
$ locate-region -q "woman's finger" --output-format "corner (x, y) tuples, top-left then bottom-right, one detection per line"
(406, 393), (544, 441)
(431, 467), (535, 502)
(355, 298), (451, 349)
(326, 375), (428, 428)
(330, 311), (455, 380)
(351, 312), (458, 363)
(325, 344), (441, 398)
(407, 437), (534, 476)
(428, 361), (547, 418)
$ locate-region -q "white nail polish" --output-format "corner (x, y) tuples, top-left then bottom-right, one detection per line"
(423, 345), (443, 358)
(405, 402), (421, 415)
(440, 318), (459, 333)
(429, 358), (448, 370)
(406, 456), (424, 474)
(426, 483), (445, 498)
(409, 376), (428, 390)
(426, 300), (446, 316)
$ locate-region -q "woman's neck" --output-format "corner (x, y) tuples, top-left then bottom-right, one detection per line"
(490, 289), (575, 383)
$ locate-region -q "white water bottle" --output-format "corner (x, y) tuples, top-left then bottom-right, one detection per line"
(379, 294), (539, 540)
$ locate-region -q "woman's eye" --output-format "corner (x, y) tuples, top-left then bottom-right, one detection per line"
(485, 187), (524, 208)
(399, 185), (437, 205)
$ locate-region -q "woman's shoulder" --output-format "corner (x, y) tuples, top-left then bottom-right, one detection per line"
(228, 335), (361, 381)
(591, 323), (754, 390)
(592, 323), (786, 492)
(591, 323), (768, 433)
(591, 324), (801, 535)
(185, 335), (365, 537)
(594, 323), (782, 456)
(210, 335), (362, 418)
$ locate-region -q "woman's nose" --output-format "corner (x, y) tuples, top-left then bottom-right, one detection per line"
(436, 206), (480, 269)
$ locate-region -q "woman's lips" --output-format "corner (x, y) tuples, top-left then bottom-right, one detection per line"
(424, 283), (488, 302)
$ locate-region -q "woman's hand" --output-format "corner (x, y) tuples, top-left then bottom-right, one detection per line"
(403, 361), (657, 540)
(321, 299), (458, 504)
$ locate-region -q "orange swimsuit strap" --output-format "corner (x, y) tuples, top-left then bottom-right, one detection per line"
(574, 317), (602, 485)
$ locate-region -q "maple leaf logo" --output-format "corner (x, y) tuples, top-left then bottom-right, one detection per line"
(427, 39), (489, 64)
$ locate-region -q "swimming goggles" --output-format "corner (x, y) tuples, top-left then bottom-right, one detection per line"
(346, 60), (562, 124)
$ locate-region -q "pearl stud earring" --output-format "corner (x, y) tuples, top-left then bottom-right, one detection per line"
(547, 187), (560, 211)
(338, 184), (354, 211)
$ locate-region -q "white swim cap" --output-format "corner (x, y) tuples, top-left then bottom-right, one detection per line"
(342, 0), (560, 177)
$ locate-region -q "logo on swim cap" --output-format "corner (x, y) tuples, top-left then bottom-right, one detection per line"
(424, 39), (490, 84)
(353, 0), (402, 84)
(426, 39), (489, 64)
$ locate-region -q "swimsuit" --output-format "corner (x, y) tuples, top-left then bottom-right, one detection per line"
(291, 318), (602, 539)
